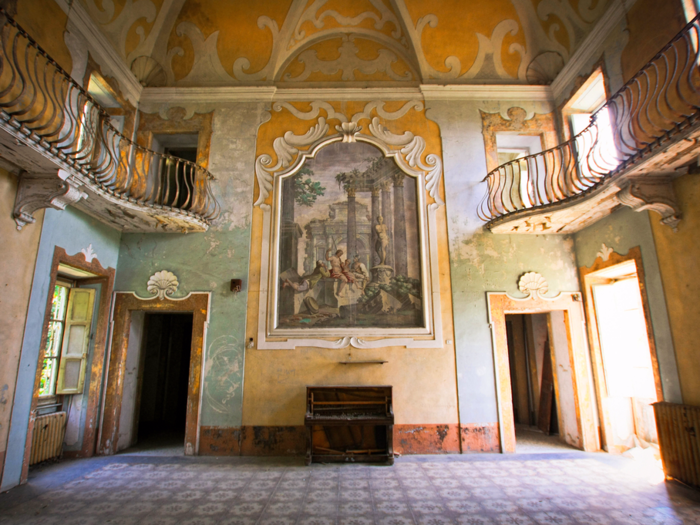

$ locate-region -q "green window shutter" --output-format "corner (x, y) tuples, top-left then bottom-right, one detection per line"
(56, 287), (95, 395)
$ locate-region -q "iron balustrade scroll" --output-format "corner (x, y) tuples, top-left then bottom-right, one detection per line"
(479, 14), (700, 223)
(0, 11), (220, 224)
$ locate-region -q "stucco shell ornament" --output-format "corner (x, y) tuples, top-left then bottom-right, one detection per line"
(147, 270), (179, 300)
(518, 272), (548, 298)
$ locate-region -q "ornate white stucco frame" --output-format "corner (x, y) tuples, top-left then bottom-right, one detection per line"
(254, 101), (444, 349)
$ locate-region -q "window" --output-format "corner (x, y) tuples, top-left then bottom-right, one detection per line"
(151, 133), (200, 209)
(565, 70), (619, 179)
(496, 134), (544, 209)
(39, 283), (95, 397)
(163, 146), (198, 209)
(39, 283), (70, 397)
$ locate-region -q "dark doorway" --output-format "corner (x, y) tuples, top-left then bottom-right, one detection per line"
(506, 313), (571, 453)
(135, 313), (193, 450)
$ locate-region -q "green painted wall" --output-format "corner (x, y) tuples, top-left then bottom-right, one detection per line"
(574, 207), (681, 403)
(114, 104), (268, 428)
(427, 100), (581, 424)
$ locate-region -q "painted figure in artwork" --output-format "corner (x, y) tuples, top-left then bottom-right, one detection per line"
(374, 215), (390, 266)
(352, 254), (369, 291)
(283, 260), (329, 292)
(325, 248), (355, 294)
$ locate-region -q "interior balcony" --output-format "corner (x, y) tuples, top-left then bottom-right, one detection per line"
(479, 15), (700, 235)
(0, 13), (220, 233)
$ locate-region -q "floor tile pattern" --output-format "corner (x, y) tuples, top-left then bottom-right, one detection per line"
(1, 455), (699, 525)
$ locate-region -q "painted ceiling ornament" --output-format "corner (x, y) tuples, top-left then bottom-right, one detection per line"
(147, 270), (179, 300)
(518, 272), (549, 298)
(597, 243), (614, 262)
(81, 244), (98, 263)
(281, 35), (414, 82)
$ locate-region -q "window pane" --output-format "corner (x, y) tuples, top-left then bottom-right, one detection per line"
(45, 321), (64, 358)
(50, 285), (68, 321)
(39, 358), (57, 396)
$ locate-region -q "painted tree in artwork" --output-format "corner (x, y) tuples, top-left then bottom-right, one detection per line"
(294, 167), (325, 207)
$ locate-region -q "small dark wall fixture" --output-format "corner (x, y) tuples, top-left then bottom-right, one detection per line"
(231, 279), (243, 293)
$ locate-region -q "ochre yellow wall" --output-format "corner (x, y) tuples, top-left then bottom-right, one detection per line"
(621, 0), (686, 82)
(242, 101), (459, 428)
(0, 169), (43, 468)
(650, 174), (700, 406)
(15, 0), (72, 73)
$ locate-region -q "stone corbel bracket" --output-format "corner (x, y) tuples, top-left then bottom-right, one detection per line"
(12, 170), (88, 230)
(617, 178), (682, 231)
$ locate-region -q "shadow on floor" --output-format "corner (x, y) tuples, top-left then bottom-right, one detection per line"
(515, 424), (581, 454)
(119, 430), (185, 457)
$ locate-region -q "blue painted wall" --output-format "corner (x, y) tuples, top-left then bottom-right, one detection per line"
(1, 207), (121, 491)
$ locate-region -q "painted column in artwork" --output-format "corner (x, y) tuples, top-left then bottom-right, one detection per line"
(346, 186), (357, 260)
(370, 186), (381, 267)
(279, 176), (300, 272)
(381, 179), (393, 267)
(392, 173), (407, 276)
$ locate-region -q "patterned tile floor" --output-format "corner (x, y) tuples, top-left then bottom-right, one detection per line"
(1, 452), (700, 525)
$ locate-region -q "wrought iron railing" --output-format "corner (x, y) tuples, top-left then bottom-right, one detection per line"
(0, 11), (220, 223)
(479, 14), (700, 223)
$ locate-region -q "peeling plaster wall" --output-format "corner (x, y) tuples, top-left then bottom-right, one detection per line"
(0, 169), (43, 486)
(574, 207), (681, 403)
(1, 207), (121, 492)
(648, 174), (700, 405)
(114, 103), (267, 429)
(425, 100), (581, 426)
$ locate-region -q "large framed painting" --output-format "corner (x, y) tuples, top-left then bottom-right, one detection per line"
(254, 106), (444, 349)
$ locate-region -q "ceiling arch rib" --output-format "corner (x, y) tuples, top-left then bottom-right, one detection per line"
(273, 31), (420, 84)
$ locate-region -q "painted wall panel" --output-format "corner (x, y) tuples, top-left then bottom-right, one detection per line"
(425, 100), (581, 425)
(114, 104), (267, 429)
(0, 169), (43, 485)
(574, 207), (681, 404)
(649, 174), (700, 406)
(1, 205), (121, 491)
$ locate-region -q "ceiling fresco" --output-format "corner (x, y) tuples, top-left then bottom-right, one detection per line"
(78, 0), (611, 87)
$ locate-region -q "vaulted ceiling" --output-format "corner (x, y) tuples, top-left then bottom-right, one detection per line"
(79, 0), (611, 87)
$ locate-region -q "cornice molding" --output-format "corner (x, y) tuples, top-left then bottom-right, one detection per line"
(140, 85), (554, 105)
(141, 86), (278, 105)
(420, 84), (552, 102)
(63, 0), (143, 106)
(275, 87), (423, 101)
(550, 0), (634, 101)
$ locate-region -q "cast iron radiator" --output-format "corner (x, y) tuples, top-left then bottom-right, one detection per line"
(305, 386), (394, 465)
(30, 411), (67, 465)
(653, 402), (700, 486)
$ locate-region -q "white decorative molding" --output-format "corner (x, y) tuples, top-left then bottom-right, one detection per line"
(276, 87), (423, 101)
(146, 270), (179, 300)
(12, 171), (88, 231)
(517, 272), (549, 298)
(550, 0), (631, 100)
(65, 0), (143, 106)
(617, 179), (682, 231)
(597, 243), (614, 262)
(420, 84), (552, 102)
(81, 244), (98, 263)
(254, 100), (439, 208)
